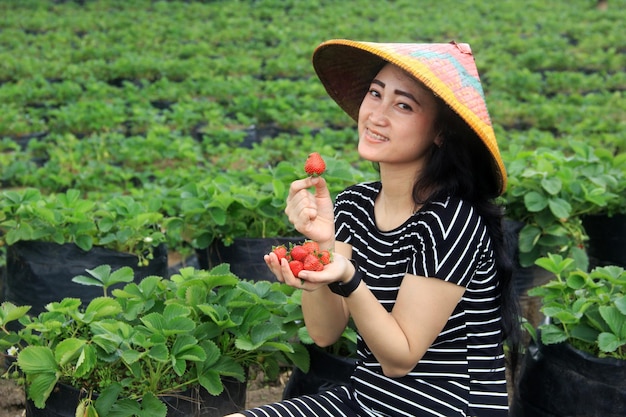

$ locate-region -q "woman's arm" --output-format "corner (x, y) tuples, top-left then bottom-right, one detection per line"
(300, 241), (352, 347)
(344, 272), (465, 378)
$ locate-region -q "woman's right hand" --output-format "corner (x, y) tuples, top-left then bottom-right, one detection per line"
(285, 176), (335, 247)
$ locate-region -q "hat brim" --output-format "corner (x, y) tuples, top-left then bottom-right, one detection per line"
(312, 39), (507, 195)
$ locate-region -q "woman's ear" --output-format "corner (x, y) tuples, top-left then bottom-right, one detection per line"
(434, 132), (444, 148)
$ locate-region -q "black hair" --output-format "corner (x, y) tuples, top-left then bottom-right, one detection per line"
(414, 100), (522, 381)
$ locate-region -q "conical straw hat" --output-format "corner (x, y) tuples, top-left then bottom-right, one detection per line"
(312, 39), (506, 195)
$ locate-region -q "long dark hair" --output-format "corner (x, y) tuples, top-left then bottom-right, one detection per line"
(414, 99), (522, 379)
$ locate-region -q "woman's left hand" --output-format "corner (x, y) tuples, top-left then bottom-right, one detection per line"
(264, 251), (353, 290)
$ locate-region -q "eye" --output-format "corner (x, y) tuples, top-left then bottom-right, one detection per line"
(397, 102), (413, 111)
(368, 88), (381, 98)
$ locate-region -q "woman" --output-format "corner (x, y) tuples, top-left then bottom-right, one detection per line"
(227, 39), (520, 417)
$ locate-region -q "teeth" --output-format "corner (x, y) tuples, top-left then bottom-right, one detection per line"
(368, 129), (388, 141)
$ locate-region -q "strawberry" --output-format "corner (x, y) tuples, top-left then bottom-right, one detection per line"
(319, 250), (332, 265)
(302, 240), (320, 255)
(289, 245), (308, 262)
(304, 152), (326, 176)
(272, 245), (288, 261)
(289, 260), (305, 276)
(303, 254), (324, 271)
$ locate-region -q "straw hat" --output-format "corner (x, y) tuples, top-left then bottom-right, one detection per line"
(312, 39), (507, 195)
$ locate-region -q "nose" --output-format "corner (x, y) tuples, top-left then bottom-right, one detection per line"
(367, 103), (389, 126)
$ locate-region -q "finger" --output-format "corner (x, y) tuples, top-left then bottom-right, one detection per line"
(287, 178), (311, 199)
(310, 176), (331, 199)
(264, 253), (286, 282)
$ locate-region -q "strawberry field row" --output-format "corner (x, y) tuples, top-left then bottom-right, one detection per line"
(1, 0), (625, 266)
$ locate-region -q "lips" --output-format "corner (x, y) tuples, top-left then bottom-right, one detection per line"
(365, 128), (389, 142)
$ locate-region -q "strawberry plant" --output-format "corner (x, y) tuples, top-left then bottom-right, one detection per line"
(504, 141), (623, 269)
(177, 156), (377, 250)
(0, 188), (170, 266)
(527, 253), (626, 360)
(0, 263), (309, 417)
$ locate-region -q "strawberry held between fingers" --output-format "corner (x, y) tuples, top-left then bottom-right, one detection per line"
(304, 152), (326, 176)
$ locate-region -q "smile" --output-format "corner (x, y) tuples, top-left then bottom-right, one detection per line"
(366, 128), (389, 142)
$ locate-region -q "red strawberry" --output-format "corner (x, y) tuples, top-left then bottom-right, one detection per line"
(303, 254), (324, 271)
(304, 152), (326, 176)
(289, 245), (308, 262)
(289, 260), (304, 276)
(319, 250), (332, 265)
(302, 240), (320, 255)
(272, 245), (288, 261)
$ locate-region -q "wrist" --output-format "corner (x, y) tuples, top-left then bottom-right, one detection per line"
(328, 259), (362, 297)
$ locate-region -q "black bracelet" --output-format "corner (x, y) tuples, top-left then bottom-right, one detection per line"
(328, 259), (362, 297)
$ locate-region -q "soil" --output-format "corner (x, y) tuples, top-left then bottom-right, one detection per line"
(0, 371), (288, 417)
(0, 378), (23, 417)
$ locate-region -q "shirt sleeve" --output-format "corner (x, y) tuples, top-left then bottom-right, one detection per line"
(408, 198), (489, 287)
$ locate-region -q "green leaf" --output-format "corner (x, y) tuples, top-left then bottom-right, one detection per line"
(138, 392), (168, 417)
(283, 342), (310, 373)
(0, 302), (31, 326)
(54, 338), (86, 366)
(83, 297), (123, 321)
(599, 305), (626, 336)
(146, 344), (169, 362)
(106, 398), (143, 417)
(172, 335), (206, 361)
(598, 332), (626, 353)
(198, 369), (224, 396)
(518, 225), (541, 253)
(615, 296), (626, 316)
(162, 303), (191, 321)
(547, 197), (572, 220)
(25, 371), (59, 409)
(73, 265), (135, 289)
(121, 349), (143, 365)
(539, 324), (569, 344)
(74, 345), (96, 378)
(16, 347), (59, 408)
(94, 383), (124, 416)
(541, 176), (562, 195)
(524, 191), (548, 212)
(17, 346), (58, 374)
(542, 306), (580, 324)
(569, 323), (599, 344)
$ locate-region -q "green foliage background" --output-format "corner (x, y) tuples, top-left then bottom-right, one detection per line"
(0, 0), (625, 263)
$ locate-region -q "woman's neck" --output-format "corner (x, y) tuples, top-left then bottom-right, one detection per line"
(375, 165), (420, 230)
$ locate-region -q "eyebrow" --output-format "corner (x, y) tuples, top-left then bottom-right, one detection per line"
(371, 78), (419, 104)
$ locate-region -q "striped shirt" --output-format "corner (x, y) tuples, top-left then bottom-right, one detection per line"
(242, 181), (509, 417)
(336, 182), (508, 416)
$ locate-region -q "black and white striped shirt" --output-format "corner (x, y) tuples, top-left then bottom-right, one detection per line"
(335, 181), (508, 416)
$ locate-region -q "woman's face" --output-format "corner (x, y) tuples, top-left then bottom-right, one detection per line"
(357, 63), (440, 168)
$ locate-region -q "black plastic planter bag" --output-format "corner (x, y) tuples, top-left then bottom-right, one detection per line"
(197, 237), (302, 282)
(511, 338), (626, 417)
(25, 379), (246, 417)
(282, 344), (357, 400)
(3, 241), (168, 316)
(582, 213), (626, 268)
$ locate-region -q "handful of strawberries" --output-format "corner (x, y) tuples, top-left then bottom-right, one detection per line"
(272, 240), (332, 276)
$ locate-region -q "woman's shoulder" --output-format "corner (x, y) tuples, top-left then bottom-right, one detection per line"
(336, 181), (381, 201)
(421, 196), (483, 224)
